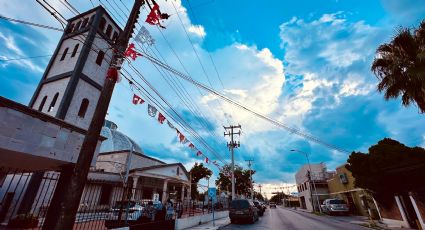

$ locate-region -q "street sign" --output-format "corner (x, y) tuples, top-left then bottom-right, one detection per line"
(208, 187), (217, 203)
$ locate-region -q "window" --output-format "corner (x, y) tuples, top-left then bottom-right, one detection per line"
(38, 96), (47, 112)
(99, 17), (106, 32)
(88, 15), (95, 26)
(81, 18), (88, 29)
(74, 20), (82, 32)
(60, 47), (69, 61)
(66, 23), (75, 34)
(71, 44), (79, 57)
(95, 50), (105, 66)
(112, 32), (118, 42)
(48, 93), (59, 112)
(78, 98), (89, 118)
(105, 25), (112, 38)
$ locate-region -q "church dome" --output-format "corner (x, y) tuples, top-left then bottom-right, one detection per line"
(100, 120), (143, 153)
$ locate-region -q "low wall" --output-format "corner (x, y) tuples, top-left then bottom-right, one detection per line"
(175, 211), (229, 230)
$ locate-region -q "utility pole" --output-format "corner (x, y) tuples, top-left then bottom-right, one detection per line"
(258, 184), (262, 197)
(224, 125), (241, 200)
(291, 149), (322, 213)
(42, 1), (144, 229)
(246, 159), (254, 200)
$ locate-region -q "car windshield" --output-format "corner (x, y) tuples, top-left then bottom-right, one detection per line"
(231, 200), (250, 209)
(253, 201), (259, 205)
(329, 200), (345, 204)
(270, 202), (275, 204)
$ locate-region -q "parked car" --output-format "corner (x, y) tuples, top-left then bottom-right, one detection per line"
(229, 199), (259, 224)
(269, 202), (276, 208)
(321, 199), (349, 215)
(260, 202), (267, 210)
(110, 201), (144, 221)
(253, 201), (264, 216)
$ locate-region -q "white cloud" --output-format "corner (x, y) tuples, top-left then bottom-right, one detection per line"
(188, 25), (206, 37)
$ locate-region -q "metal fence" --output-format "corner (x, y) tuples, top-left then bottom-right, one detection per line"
(0, 169), (229, 229)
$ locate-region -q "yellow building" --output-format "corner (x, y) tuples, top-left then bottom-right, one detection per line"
(327, 164), (379, 218)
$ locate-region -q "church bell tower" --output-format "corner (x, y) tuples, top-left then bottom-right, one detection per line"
(29, 6), (122, 130)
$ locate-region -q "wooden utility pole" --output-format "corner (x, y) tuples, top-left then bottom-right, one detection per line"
(42, 1), (144, 229)
(224, 125), (241, 200)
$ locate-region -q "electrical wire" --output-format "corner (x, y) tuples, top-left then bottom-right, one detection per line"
(138, 51), (351, 154)
(0, 15), (64, 31)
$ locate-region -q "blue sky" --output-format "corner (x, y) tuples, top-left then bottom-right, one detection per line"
(1, 0), (425, 196)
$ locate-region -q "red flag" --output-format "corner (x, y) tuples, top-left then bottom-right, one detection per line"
(205, 157), (209, 164)
(196, 151), (202, 156)
(179, 133), (185, 143)
(188, 143), (195, 149)
(125, 43), (142, 60)
(158, 113), (166, 124)
(132, 94), (145, 105)
(145, 4), (166, 28)
(107, 67), (118, 81)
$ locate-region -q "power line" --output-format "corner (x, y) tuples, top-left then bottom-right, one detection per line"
(121, 67), (229, 165)
(139, 51), (351, 154)
(108, 2), (231, 160)
(0, 15), (64, 31)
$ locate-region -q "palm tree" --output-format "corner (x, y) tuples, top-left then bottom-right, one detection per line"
(371, 20), (425, 113)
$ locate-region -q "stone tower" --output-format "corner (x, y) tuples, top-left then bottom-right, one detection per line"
(29, 6), (122, 130)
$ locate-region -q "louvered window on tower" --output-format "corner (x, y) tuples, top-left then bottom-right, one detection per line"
(66, 23), (75, 34)
(74, 20), (81, 32)
(81, 18), (88, 29)
(96, 51), (105, 66)
(71, 44), (79, 57)
(48, 93), (59, 112)
(106, 25), (112, 38)
(112, 32), (118, 42)
(78, 98), (89, 118)
(38, 96), (47, 112)
(99, 18), (106, 32)
(60, 48), (69, 61)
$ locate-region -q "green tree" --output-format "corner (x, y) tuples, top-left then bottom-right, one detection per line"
(189, 163), (212, 199)
(215, 164), (255, 197)
(347, 138), (425, 198)
(371, 20), (425, 112)
(269, 192), (288, 204)
(253, 192), (264, 201)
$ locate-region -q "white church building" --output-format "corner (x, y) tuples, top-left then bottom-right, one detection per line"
(0, 5), (190, 226)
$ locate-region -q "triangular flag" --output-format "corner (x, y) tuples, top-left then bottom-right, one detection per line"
(148, 104), (157, 117)
(132, 94), (145, 105)
(205, 157), (209, 164)
(167, 121), (175, 129)
(196, 151), (202, 156)
(125, 43), (142, 60)
(158, 113), (166, 124)
(188, 143), (195, 149)
(179, 133), (185, 143)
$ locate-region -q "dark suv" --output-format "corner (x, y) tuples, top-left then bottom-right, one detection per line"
(229, 199), (259, 224)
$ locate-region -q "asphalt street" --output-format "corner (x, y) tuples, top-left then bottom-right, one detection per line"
(222, 207), (368, 230)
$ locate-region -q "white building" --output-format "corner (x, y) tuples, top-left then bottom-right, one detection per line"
(0, 6), (190, 226)
(295, 163), (335, 212)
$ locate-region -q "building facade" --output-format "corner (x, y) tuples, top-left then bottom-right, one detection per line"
(327, 164), (379, 218)
(295, 163), (334, 212)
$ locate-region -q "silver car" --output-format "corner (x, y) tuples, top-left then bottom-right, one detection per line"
(321, 199), (349, 215)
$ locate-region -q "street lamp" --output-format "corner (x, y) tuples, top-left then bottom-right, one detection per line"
(291, 149), (322, 213)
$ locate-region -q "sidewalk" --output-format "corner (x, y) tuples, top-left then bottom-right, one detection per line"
(185, 217), (230, 230)
(284, 207), (413, 230)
